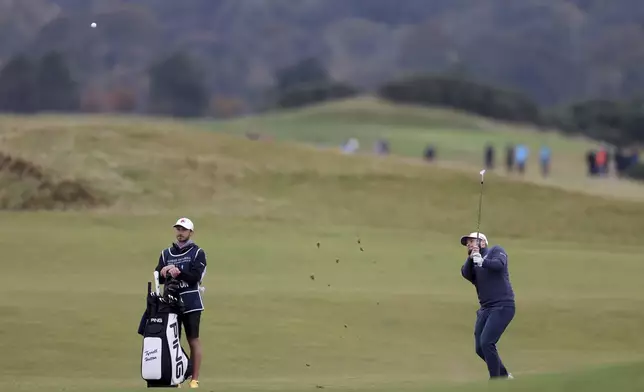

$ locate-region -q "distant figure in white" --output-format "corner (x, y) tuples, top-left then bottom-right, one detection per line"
(342, 138), (360, 154)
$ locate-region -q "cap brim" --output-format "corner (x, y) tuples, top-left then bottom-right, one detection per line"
(173, 224), (192, 230)
(460, 236), (484, 246)
(461, 234), (489, 246)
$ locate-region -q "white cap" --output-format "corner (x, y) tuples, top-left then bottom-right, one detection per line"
(173, 217), (194, 231)
(460, 232), (487, 246)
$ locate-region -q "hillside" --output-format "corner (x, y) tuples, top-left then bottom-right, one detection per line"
(2, 112), (644, 391)
(1, 111), (644, 245)
(204, 97), (644, 201)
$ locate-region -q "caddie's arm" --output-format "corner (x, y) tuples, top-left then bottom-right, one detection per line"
(154, 253), (168, 284)
(461, 257), (476, 284)
(482, 248), (508, 271)
(177, 249), (207, 284)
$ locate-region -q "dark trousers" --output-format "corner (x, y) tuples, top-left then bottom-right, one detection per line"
(541, 160), (550, 177)
(474, 305), (515, 378)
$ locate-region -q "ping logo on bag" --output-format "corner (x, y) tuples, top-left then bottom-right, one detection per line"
(166, 314), (188, 384)
(169, 320), (185, 378)
(150, 318), (163, 323)
(172, 334), (185, 377)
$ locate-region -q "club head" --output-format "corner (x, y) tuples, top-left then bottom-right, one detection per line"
(479, 169), (486, 183)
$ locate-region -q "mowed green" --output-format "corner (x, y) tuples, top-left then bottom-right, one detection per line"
(1, 111), (644, 392)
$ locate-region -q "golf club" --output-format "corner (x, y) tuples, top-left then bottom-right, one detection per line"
(476, 169), (486, 248)
(153, 271), (161, 296)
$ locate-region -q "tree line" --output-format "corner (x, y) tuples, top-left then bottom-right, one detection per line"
(6, 0), (644, 109)
(0, 51), (209, 117)
(0, 52), (78, 113)
(377, 74), (644, 147)
(0, 51), (358, 118)
(1, 51), (643, 151)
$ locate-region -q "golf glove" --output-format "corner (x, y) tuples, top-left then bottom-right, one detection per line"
(471, 252), (484, 267)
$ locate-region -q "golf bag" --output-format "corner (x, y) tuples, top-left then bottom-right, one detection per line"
(138, 276), (192, 388)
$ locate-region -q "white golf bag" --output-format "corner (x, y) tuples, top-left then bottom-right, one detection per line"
(139, 274), (192, 388)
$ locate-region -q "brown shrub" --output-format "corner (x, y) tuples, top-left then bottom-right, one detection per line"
(0, 151), (109, 210)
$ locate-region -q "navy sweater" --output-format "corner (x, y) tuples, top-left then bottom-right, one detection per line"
(155, 241), (207, 313)
(461, 245), (515, 308)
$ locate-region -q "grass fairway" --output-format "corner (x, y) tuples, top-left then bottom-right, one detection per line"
(1, 112), (644, 391)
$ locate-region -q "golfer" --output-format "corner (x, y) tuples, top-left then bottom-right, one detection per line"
(155, 217), (207, 388)
(460, 232), (515, 380)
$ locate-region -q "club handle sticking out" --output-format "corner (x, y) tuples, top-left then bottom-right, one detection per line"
(153, 271), (161, 296)
(147, 281), (151, 296)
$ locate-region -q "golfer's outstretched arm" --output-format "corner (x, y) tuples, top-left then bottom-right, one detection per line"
(482, 248), (507, 271)
(178, 249), (207, 284)
(461, 258), (475, 284)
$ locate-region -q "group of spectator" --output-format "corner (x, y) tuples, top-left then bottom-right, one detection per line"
(346, 138), (641, 180)
(586, 146), (639, 177)
(484, 143), (551, 178)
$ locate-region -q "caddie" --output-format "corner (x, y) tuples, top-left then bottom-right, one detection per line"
(155, 217), (207, 388)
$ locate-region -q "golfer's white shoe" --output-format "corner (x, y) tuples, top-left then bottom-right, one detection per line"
(507, 373), (514, 379)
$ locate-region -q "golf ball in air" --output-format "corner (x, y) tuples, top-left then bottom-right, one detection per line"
(91, 22), (97, 28)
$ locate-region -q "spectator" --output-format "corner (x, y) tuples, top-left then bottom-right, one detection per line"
(484, 143), (495, 170)
(586, 149), (597, 177)
(539, 145), (551, 178)
(424, 144), (436, 162)
(374, 139), (389, 156)
(342, 138), (360, 154)
(505, 144), (514, 173)
(514, 144), (528, 175)
(595, 147), (608, 176)
(631, 149), (640, 166)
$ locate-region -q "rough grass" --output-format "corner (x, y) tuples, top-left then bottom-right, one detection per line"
(0, 150), (106, 209)
(1, 114), (644, 243)
(1, 109), (644, 391)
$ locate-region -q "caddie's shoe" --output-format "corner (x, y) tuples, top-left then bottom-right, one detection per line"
(189, 379), (199, 388)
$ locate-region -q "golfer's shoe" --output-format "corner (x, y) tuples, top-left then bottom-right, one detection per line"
(507, 373), (514, 379)
(189, 379), (199, 388)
